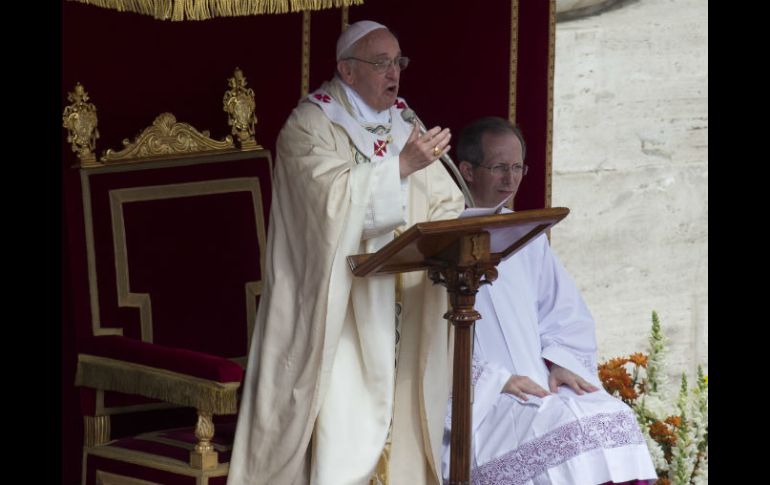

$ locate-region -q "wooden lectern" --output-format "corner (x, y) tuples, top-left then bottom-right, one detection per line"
(348, 207), (569, 485)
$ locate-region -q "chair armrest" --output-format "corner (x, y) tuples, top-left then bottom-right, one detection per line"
(75, 336), (244, 414)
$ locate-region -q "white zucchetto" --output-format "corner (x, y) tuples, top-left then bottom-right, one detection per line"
(336, 20), (388, 61)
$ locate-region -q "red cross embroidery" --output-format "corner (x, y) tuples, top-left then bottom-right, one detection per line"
(394, 100), (407, 110)
(374, 139), (388, 157)
(313, 93), (331, 103)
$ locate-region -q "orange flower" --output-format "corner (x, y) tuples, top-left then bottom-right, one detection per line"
(664, 416), (682, 428)
(604, 357), (629, 369)
(598, 355), (650, 405)
(629, 352), (649, 367)
(619, 386), (638, 400)
(649, 420), (677, 447)
(598, 364), (635, 402)
(598, 366), (628, 382)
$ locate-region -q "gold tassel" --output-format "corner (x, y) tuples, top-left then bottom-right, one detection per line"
(75, 354), (241, 414)
(70, 0), (363, 20)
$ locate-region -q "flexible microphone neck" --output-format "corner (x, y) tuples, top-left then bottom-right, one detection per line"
(401, 109), (476, 208)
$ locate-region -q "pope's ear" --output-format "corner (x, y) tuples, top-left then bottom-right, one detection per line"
(337, 60), (354, 84)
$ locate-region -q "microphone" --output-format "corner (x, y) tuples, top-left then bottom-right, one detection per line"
(401, 108), (476, 207)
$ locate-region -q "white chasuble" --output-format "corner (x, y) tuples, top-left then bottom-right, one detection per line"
(228, 77), (464, 485)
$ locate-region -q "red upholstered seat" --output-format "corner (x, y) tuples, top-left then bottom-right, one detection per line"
(81, 335), (244, 384)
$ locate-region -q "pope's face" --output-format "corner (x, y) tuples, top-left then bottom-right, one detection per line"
(340, 29), (401, 112)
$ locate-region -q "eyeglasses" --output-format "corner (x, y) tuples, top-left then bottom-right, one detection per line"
(475, 163), (529, 177)
(344, 56), (410, 74)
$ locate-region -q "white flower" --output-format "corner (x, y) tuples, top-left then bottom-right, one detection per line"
(638, 394), (677, 420)
(670, 422), (697, 485)
(600, 313), (708, 484)
(692, 447), (708, 485)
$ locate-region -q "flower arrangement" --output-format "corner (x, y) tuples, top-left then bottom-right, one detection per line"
(598, 311), (708, 485)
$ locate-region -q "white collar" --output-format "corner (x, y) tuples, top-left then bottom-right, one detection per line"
(340, 80), (391, 125)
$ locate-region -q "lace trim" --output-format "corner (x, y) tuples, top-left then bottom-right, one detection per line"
(472, 411), (645, 485)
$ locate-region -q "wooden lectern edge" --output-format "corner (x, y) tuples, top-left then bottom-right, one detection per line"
(347, 254), (369, 273)
(347, 207), (570, 277)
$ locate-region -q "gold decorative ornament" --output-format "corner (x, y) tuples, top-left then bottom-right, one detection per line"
(509, 0), (519, 124)
(63, 82), (101, 167)
(104, 178), (266, 343)
(341, 6), (349, 31)
(69, 0), (365, 21)
(301, 11), (312, 97)
(546, 0), (556, 210)
(470, 233), (484, 261)
(223, 68), (262, 149)
(190, 412), (218, 470)
(433, 146), (441, 157)
(101, 113), (234, 162)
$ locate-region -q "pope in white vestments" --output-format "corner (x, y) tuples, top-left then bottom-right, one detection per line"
(228, 21), (464, 485)
(442, 117), (658, 485)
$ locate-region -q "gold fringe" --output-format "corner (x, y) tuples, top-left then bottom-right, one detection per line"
(508, 0), (519, 125)
(301, 10), (311, 97)
(545, 0), (556, 211)
(507, 0), (519, 212)
(70, 0), (365, 21)
(75, 354), (241, 414)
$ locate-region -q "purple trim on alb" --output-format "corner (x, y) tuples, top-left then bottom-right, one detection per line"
(472, 360), (485, 386)
(472, 411), (645, 485)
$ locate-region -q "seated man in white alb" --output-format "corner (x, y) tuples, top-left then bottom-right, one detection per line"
(442, 117), (658, 485)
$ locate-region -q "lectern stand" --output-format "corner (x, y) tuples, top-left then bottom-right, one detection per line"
(347, 207), (569, 485)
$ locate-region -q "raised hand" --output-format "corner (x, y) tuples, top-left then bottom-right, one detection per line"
(398, 122), (451, 178)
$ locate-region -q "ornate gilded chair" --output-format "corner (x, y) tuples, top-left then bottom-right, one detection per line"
(63, 69), (271, 485)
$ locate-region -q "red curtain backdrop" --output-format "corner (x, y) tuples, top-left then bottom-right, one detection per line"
(62, 1), (552, 483)
(516, 0), (552, 211)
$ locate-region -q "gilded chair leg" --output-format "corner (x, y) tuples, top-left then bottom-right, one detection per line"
(190, 411), (218, 470)
(84, 415), (111, 447)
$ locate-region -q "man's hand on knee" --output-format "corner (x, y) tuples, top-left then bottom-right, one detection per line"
(502, 375), (550, 401)
(547, 363), (599, 395)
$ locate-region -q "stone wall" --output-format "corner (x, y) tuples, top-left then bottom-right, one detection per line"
(550, 0), (708, 386)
